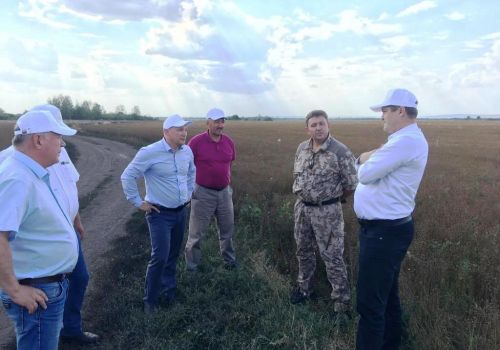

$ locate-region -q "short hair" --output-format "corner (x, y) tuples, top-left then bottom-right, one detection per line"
(12, 134), (29, 147)
(305, 110), (328, 126)
(384, 105), (418, 118)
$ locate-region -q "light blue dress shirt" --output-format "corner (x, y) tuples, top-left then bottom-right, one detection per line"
(121, 138), (196, 208)
(354, 123), (429, 220)
(0, 151), (78, 279)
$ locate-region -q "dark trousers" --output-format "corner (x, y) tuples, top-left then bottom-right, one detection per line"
(61, 235), (90, 337)
(356, 220), (414, 350)
(144, 207), (187, 306)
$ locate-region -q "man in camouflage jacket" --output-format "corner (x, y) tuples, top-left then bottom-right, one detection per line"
(291, 110), (358, 316)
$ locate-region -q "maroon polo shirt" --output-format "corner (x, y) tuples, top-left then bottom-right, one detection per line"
(188, 131), (235, 189)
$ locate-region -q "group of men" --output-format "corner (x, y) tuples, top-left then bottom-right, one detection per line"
(0, 87), (427, 350)
(290, 88), (428, 349)
(120, 107), (237, 314)
(0, 106), (99, 349)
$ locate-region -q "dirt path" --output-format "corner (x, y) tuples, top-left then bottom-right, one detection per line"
(0, 135), (138, 348)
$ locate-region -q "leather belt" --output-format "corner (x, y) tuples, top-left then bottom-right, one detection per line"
(19, 274), (66, 286)
(357, 216), (412, 227)
(200, 185), (227, 191)
(153, 202), (190, 212)
(302, 197), (340, 207)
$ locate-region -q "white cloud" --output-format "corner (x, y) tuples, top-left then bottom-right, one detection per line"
(380, 35), (412, 52)
(445, 11), (465, 21)
(397, 1), (437, 18)
(5, 38), (59, 72)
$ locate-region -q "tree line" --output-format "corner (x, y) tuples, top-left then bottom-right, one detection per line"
(0, 95), (154, 121)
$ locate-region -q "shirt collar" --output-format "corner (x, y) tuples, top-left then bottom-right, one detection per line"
(204, 130), (223, 143)
(161, 137), (184, 152)
(307, 134), (332, 152)
(388, 123), (419, 140)
(12, 150), (48, 179)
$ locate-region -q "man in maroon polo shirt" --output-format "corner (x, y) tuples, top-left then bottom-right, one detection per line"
(184, 108), (237, 271)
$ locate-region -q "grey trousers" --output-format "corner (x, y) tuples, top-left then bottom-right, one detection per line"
(185, 185), (236, 269)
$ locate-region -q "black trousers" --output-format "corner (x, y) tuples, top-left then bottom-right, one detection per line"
(356, 220), (414, 350)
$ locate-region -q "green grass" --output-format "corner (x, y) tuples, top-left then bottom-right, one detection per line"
(81, 206), (359, 350)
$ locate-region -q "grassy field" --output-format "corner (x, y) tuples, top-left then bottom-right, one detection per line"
(1, 119), (499, 349)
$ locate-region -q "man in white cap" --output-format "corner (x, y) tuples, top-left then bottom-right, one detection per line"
(0, 104), (100, 345)
(121, 114), (195, 313)
(0, 110), (79, 349)
(354, 88), (428, 349)
(184, 108), (237, 271)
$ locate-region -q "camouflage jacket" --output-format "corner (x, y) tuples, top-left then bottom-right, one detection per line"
(293, 136), (358, 204)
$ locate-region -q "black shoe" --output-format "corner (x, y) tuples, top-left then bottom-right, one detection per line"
(144, 303), (159, 315)
(223, 261), (239, 270)
(290, 287), (310, 304)
(61, 331), (100, 345)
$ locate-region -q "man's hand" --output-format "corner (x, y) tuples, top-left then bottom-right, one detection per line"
(359, 149), (378, 165)
(74, 213), (85, 239)
(139, 201), (160, 214)
(10, 285), (48, 314)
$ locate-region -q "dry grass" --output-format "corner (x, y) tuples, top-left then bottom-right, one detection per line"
(1, 119), (498, 349)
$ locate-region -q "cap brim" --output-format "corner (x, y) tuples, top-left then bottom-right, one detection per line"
(369, 104), (384, 112)
(54, 125), (77, 136)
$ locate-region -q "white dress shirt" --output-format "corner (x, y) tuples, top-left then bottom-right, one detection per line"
(354, 123), (428, 220)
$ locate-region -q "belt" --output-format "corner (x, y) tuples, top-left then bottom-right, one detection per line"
(19, 274), (66, 286)
(302, 197), (340, 207)
(357, 216), (412, 227)
(153, 202), (190, 212)
(200, 185), (227, 191)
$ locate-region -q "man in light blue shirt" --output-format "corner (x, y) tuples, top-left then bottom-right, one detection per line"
(121, 114), (195, 313)
(354, 89), (428, 350)
(0, 109), (79, 350)
(0, 105), (100, 345)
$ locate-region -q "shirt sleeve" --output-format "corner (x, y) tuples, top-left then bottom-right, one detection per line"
(339, 151), (358, 191)
(357, 136), (415, 184)
(0, 178), (29, 240)
(120, 148), (150, 207)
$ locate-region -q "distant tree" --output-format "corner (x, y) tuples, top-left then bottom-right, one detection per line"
(73, 100), (93, 119)
(115, 105), (126, 115)
(227, 114), (240, 120)
(132, 105), (141, 116)
(48, 95), (74, 119)
(477, 115), (481, 119)
(91, 103), (104, 119)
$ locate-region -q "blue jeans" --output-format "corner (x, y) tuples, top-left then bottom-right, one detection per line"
(1, 279), (68, 350)
(61, 236), (89, 337)
(144, 207), (187, 306)
(356, 221), (414, 350)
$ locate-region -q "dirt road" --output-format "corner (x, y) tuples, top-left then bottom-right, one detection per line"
(0, 135), (138, 348)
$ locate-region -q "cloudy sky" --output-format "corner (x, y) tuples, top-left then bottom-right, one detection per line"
(1, 0), (499, 117)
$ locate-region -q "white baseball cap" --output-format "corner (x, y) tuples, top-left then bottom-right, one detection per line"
(370, 88), (418, 112)
(14, 110), (77, 136)
(206, 108), (225, 120)
(31, 104), (63, 123)
(163, 114), (192, 129)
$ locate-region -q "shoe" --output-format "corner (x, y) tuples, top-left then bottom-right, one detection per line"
(144, 303), (159, 315)
(290, 287), (311, 304)
(223, 261), (239, 270)
(61, 331), (100, 344)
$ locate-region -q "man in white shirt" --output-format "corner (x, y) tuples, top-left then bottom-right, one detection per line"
(354, 89), (428, 350)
